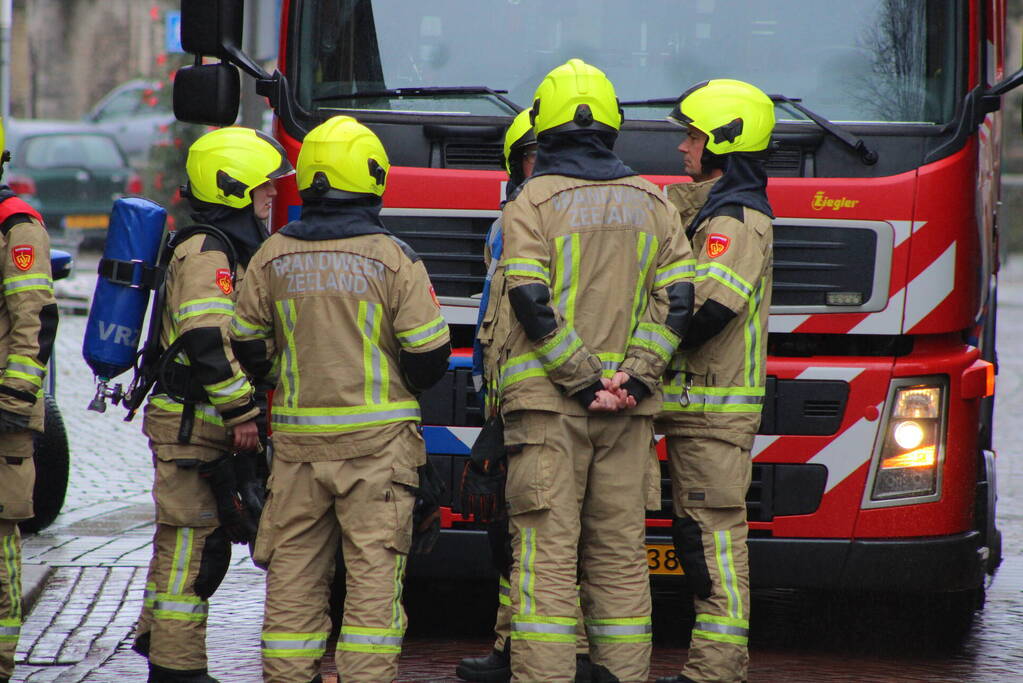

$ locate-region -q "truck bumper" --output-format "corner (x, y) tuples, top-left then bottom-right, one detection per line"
(646, 530), (985, 592)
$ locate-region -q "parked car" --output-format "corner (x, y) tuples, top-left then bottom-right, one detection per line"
(83, 79), (174, 165)
(3, 119), (141, 249)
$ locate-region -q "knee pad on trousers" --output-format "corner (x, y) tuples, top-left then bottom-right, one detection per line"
(486, 520), (512, 577)
(672, 516), (712, 599)
(194, 528), (230, 600)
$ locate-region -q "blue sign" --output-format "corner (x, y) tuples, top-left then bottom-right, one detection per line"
(165, 11), (183, 53)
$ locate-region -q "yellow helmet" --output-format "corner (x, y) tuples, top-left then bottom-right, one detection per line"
(297, 116), (389, 199)
(531, 59), (623, 136)
(185, 127), (292, 209)
(503, 110), (536, 174)
(668, 79), (774, 155)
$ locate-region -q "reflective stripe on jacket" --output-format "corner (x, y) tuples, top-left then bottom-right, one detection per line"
(231, 231), (450, 459)
(495, 174), (695, 416)
(657, 182), (773, 449)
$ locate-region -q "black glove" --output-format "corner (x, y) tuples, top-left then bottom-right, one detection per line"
(233, 451), (267, 524)
(0, 409), (29, 433)
(459, 416), (507, 523)
(410, 460), (447, 554)
(198, 456), (258, 545)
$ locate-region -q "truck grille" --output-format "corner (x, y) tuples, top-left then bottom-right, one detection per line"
(771, 219), (890, 313)
(383, 213), (493, 298)
(654, 461), (828, 523)
(444, 142), (504, 169)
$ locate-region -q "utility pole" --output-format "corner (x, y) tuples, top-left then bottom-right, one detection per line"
(0, 0), (12, 120)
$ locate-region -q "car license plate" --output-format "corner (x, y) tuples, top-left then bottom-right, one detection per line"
(647, 543), (684, 575)
(63, 214), (108, 230)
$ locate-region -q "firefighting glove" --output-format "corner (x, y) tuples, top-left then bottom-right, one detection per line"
(198, 456), (258, 545)
(0, 409), (30, 433)
(410, 460), (447, 554)
(459, 416), (507, 523)
(232, 451), (267, 524)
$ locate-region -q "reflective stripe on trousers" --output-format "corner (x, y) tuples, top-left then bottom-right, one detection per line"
(262, 631), (329, 659)
(338, 554), (407, 654)
(585, 616), (653, 644)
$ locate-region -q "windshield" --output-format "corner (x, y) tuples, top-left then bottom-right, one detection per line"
(293, 0), (961, 124)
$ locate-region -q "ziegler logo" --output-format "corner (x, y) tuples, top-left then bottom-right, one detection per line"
(812, 191), (860, 211)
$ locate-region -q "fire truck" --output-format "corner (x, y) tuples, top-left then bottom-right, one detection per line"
(173, 0), (1020, 610)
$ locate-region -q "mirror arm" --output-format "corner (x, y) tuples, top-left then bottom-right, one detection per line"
(222, 43), (271, 81)
(987, 67), (1023, 98)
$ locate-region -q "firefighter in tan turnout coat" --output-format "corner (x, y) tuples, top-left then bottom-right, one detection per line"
(654, 80), (776, 683)
(132, 127), (292, 683)
(0, 117), (58, 683)
(494, 59), (696, 683)
(230, 115), (450, 683)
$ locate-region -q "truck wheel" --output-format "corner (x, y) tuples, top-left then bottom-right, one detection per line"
(19, 394), (70, 534)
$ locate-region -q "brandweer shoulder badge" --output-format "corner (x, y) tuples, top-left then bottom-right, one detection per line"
(11, 245), (34, 271)
(706, 234), (730, 259)
(216, 268), (233, 295)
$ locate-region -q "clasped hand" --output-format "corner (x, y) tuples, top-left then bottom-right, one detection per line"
(587, 371), (639, 413)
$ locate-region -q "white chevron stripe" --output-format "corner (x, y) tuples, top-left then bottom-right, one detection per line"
(795, 367), (865, 383)
(768, 315), (809, 333)
(904, 242), (956, 331)
(807, 404), (883, 493)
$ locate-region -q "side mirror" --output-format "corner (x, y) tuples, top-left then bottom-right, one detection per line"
(180, 0), (244, 59)
(174, 63), (241, 127)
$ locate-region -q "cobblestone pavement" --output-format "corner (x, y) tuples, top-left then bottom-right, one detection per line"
(7, 250), (1023, 681)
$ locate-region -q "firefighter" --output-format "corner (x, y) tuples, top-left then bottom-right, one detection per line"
(459, 110), (594, 683)
(494, 59), (695, 683)
(230, 115), (450, 683)
(0, 117), (59, 683)
(131, 126), (293, 683)
(653, 79), (776, 683)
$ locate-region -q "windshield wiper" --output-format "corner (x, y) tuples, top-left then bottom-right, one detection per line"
(620, 94), (878, 166)
(769, 94), (878, 165)
(313, 86), (522, 113)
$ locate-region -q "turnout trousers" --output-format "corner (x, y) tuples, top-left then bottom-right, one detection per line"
(666, 436), (751, 683)
(0, 431), (33, 681)
(133, 441), (230, 673)
(256, 434), (418, 683)
(505, 410), (652, 683)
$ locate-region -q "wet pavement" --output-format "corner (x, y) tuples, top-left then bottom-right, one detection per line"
(8, 249), (1023, 682)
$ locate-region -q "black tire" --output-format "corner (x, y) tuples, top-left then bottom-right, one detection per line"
(19, 394), (70, 533)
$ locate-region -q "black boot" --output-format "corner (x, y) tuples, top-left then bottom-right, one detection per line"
(455, 639), (511, 682)
(589, 661), (620, 683)
(575, 653), (595, 682)
(132, 631), (151, 657)
(148, 662), (220, 683)
(655, 676), (698, 683)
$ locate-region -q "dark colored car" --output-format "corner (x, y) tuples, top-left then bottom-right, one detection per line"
(4, 119), (141, 249)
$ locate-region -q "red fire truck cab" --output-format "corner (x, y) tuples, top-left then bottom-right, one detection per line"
(174, 0), (1020, 609)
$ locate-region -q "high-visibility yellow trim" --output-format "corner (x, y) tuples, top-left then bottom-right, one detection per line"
(261, 631), (329, 658)
(276, 299), (300, 409)
(630, 232), (657, 335)
(175, 296), (234, 322)
(654, 259), (697, 288)
(3, 273), (53, 295)
(504, 257), (551, 285)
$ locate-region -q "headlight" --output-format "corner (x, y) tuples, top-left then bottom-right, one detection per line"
(869, 380), (945, 503)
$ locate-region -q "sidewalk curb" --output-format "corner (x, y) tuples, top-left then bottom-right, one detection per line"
(21, 564), (53, 615)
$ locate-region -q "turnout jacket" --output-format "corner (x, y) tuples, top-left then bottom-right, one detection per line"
(230, 225), (451, 461)
(656, 181), (773, 449)
(491, 174), (696, 416)
(0, 193), (57, 432)
(144, 233), (258, 447)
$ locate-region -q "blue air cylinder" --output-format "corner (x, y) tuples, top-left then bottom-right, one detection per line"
(82, 197), (166, 381)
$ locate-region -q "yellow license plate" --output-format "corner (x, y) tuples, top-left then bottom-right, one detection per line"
(647, 543), (684, 575)
(63, 214), (108, 229)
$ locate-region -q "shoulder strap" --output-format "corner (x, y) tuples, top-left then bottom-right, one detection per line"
(169, 223), (239, 277)
(0, 195), (44, 235)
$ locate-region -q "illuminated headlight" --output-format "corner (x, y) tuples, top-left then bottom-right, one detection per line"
(871, 382), (944, 502)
